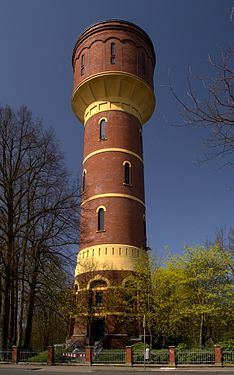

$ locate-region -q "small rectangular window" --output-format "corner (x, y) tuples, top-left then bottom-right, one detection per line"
(110, 43), (116, 64)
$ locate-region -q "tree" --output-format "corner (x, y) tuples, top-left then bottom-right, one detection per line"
(153, 245), (234, 348)
(0, 105), (80, 349)
(172, 47), (234, 165)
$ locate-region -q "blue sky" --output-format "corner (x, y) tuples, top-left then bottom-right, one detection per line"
(0, 0), (233, 255)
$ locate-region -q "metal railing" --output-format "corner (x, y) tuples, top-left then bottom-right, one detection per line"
(92, 349), (125, 364)
(223, 351), (234, 365)
(133, 349), (168, 364)
(176, 350), (215, 365)
(150, 349), (168, 364)
(19, 349), (38, 362)
(58, 350), (86, 364)
(0, 350), (12, 362)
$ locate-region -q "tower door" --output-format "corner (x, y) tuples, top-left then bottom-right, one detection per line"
(90, 318), (105, 343)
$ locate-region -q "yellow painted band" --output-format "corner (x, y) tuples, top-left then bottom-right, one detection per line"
(83, 148), (143, 164)
(75, 244), (146, 275)
(81, 193), (145, 207)
(72, 71), (155, 124)
(84, 99), (142, 124)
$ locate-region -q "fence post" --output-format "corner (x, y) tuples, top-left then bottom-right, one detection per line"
(12, 346), (19, 364)
(214, 345), (222, 367)
(47, 346), (54, 366)
(168, 346), (176, 367)
(85, 346), (93, 366)
(125, 346), (133, 366)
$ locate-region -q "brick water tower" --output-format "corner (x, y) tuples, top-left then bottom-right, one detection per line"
(70, 20), (155, 348)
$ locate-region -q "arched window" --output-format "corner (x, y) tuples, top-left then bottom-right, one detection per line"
(97, 207), (105, 231)
(123, 161), (131, 185)
(82, 170), (86, 192)
(99, 119), (107, 140)
(81, 53), (84, 75)
(110, 42), (116, 64)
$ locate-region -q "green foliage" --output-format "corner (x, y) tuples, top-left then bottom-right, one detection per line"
(27, 351), (47, 363)
(132, 342), (149, 350)
(219, 340), (234, 350)
(176, 343), (188, 351)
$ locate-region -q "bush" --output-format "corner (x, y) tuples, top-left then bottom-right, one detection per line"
(219, 340), (234, 350)
(132, 342), (149, 350)
(27, 351), (47, 363)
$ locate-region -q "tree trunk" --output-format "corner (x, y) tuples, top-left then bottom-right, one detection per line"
(199, 314), (205, 348)
(24, 269), (38, 348)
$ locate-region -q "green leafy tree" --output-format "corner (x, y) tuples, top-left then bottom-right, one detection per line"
(153, 245), (234, 348)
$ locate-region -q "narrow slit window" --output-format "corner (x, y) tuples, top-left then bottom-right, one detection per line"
(82, 170), (86, 191)
(142, 53), (146, 74)
(124, 162), (131, 185)
(98, 208), (105, 231)
(99, 119), (107, 140)
(81, 54), (84, 75)
(110, 42), (116, 64)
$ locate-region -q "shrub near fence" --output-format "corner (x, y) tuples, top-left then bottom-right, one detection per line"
(223, 351), (234, 365)
(176, 349), (215, 365)
(133, 349), (168, 365)
(92, 349), (125, 364)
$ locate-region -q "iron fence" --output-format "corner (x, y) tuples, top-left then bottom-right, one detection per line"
(92, 349), (125, 364)
(176, 350), (215, 365)
(223, 351), (234, 365)
(0, 350), (12, 362)
(150, 349), (168, 364)
(19, 349), (38, 362)
(54, 348), (85, 364)
(133, 349), (168, 365)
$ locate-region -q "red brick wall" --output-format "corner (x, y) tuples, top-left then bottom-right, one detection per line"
(72, 20), (155, 90)
(83, 111), (142, 159)
(80, 198), (146, 249)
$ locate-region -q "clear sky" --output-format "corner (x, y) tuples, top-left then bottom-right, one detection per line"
(0, 0), (233, 255)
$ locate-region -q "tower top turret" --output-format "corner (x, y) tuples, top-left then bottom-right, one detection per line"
(72, 19), (156, 124)
(72, 19), (156, 68)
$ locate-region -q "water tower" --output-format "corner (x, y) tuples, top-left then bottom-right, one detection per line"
(70, 19), (155, 348)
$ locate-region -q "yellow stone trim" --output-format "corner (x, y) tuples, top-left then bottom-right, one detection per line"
(81, 193), (145, 207)
(98, 116), (107, 123)
(87, 275), (110, 289)
(83, 148), (143, 164)
(84, 99), (142, 124)
(123, 160), (131, 167)
(75, 244), (146, 276)
(96, 205), (106, 212)
(72, 71), (155, 124)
